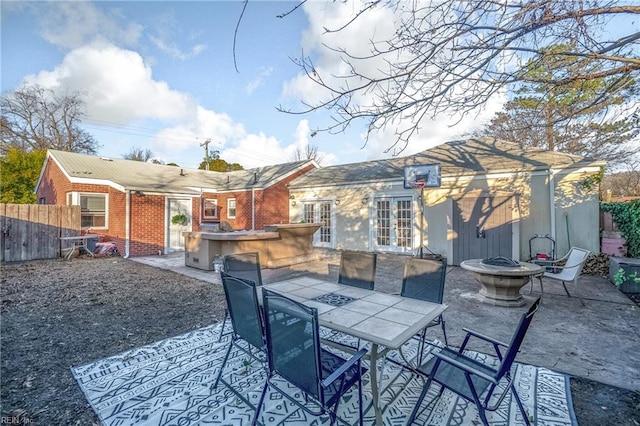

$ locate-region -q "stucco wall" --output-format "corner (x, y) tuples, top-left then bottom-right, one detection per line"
(289, 167), (601, 260)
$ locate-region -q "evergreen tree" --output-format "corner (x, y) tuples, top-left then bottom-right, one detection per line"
(482, 44), (638, 168)
(0, 149), (46, 204)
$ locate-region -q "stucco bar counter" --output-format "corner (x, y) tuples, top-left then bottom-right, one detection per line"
(184, 223), (322, 270)
(461, 259), (544, 307)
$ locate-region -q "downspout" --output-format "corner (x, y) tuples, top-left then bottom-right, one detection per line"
(252, 173), (257, 230)
(123, 190), (131, 258)
(251, 187), (256, 230)
(549, 168), (556, 245)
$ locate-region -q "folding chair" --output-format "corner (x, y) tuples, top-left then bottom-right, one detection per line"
(254, 289), (368, 426)
(400, 257), (449, 362)
(213, 273), (266, 410)
(407, 297), (541, 426)
(338, 250), (377, 290)
(531, 247), (591, 306)
(218, 252), (263, 341)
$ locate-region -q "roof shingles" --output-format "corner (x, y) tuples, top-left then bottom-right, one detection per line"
(289, 137), (604, 188)
(48, 150), (311, 194)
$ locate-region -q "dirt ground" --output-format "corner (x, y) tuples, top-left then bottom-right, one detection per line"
(1, 256), (639, 425)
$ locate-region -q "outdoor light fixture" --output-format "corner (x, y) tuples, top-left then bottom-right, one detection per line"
(361, 197), (368, 205)
(335, 199), (341, 206)
(291, 200), (296, 206)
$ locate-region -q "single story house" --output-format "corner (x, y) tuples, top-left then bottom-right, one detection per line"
(36, 150), (317, 257)
(287, 137), (605, 265)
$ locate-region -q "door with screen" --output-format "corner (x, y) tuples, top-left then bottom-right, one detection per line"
(167, 198), (191, 252)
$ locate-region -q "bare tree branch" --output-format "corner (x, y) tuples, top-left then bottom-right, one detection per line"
(277, 0), (640, 154)
(1, 85), (99, 155)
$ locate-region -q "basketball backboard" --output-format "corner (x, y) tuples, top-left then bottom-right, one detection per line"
(404, 163), (441, 189)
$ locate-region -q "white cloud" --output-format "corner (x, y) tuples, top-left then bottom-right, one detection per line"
(24, 41), (195, 124)
(146, 11), (207, 61)
(36, 2), (142, 49)
(20, 41), (273, 165)
(149, 35), (207, 60)
(245, 67), (274, 95)
(283, 0), (507, 161)
(222, 133), (286, 168)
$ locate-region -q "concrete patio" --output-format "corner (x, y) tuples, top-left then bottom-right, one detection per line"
(132, 249), (640, 392)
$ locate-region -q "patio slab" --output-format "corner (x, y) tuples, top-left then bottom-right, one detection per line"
(132, 250), (640, 391)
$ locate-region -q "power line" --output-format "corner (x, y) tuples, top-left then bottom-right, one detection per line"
(81, 119), (288, 165)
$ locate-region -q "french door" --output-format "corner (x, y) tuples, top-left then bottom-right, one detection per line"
(303, 201), (333, 248)
(373, 197), (413, 252)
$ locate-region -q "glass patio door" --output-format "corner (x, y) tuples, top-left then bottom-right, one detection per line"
(303, 201), (333, 248)
(373, 197), (413, 252)
(167, 198), (191, 252)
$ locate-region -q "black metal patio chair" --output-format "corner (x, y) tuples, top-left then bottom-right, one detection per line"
(212, 272), (266, 411)
(400, 257), (449, 361)
(338, 250), (377, 290)
(218, 252), (263, 342)
(407, 297), (541, 426)
(253, 289), (368, 426)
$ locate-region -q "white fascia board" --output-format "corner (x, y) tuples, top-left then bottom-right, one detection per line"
(187, 186), (217, 193)
(67, 176), (125, 192)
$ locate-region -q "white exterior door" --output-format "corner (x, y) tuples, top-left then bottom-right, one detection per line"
(373, 197), (413, 253)
(167, 198), (191, 252)
(303, 201), (333, 248)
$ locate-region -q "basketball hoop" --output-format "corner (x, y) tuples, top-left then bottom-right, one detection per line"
(408, 180), (426, 190)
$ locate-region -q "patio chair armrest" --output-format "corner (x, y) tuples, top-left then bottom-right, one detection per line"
(549, 263), (582, 271)
(434, 350), (497, 384)
(321, 348), (368, 388)
(532, 259), (558, 265)
(462, 328), (509, 348)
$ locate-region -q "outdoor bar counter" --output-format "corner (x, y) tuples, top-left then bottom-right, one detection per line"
(184, 223), (322, 270)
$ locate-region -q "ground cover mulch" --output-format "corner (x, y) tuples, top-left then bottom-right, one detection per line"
(1, 256), (639, 425)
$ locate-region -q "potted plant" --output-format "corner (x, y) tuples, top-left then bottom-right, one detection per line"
(171, 213), (188, 226)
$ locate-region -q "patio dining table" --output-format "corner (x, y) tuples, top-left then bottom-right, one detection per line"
(261, 276), (447, 425)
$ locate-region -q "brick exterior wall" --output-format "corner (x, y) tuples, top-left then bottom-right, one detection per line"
(38, 158), (316, 256)
(37, 157), (71, 204)
(130, 194), (165, 256)
(194, 164), (316, 231)
(36, 157), (131, 254)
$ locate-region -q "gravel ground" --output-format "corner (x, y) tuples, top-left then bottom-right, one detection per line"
(1, 256), (639, 425)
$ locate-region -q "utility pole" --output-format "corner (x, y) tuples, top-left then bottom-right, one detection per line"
(199, 138), (211, 170)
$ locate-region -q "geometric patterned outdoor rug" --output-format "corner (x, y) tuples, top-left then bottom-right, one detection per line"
(71, 323), (577, 425)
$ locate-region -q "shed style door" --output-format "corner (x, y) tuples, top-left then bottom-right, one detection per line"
(452, 195), (513, 265)
(373, 197), (413, 253)
(303, 201), (333, 248)
(167, 198), (191, 252)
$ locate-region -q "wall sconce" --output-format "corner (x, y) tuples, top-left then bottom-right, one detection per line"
(291, 200), (296, 206)
(334, 199), (341, 206)
(361, 197), (368, 205)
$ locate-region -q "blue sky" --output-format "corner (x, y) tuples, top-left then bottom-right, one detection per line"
(16, 1), (636, 170)
(2, 0), (499, 169)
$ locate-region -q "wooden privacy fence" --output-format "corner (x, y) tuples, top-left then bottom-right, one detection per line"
(1, 204), (81, 262)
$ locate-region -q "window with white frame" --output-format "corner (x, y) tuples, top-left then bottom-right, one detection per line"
(227, 198), (236, 218)
(202, 199), (218, 220)
(79, 194), (107, 228)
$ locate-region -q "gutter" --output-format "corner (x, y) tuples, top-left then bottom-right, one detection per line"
(251, 187), (256, 230)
